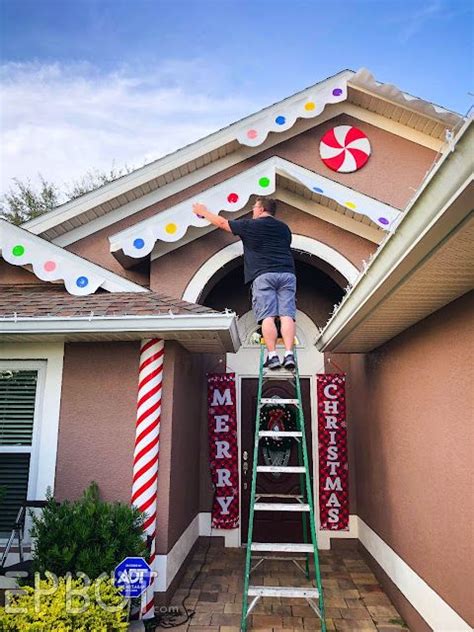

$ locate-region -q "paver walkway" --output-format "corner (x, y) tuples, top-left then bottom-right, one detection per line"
(165, 539), (409, 631)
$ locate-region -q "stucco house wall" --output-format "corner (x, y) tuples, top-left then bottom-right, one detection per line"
(54, 340), (211, 560)
(344, 291), (474, 629)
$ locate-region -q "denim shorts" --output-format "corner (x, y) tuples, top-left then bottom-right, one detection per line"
(251, 272), (297, 323)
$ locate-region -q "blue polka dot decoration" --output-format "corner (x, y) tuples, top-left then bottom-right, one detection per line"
(312, 186), (324, 194)
(133, 238), (145, 249)
(76, 276), (89, 288)
(275, 115), (286, 125)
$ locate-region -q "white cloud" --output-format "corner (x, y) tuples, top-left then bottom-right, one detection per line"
(0, 60), (261, 195)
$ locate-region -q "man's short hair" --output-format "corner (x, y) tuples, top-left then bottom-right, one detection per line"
(257, 197), (277, 216)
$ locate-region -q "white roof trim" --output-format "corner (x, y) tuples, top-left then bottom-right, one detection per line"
(0, 219), (147, 296)
(234, 76), (348, 147)
(316, 118), (473, 352)
(109, 156), (400, 259)
(0, 312), (241, 352)
(22, 67), (461, 242)
(23, 70), (354, 236)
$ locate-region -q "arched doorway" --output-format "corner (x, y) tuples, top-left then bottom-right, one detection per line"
(188, 241), (356, 548)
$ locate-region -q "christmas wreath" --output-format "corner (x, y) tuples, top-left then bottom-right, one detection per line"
(259, 404), (298, 450)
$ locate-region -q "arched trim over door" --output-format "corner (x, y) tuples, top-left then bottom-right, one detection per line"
(182, 235), (360, 303)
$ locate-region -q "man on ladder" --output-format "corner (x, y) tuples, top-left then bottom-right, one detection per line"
(193, 197), (326, 630)
(192, 196), (297, 369)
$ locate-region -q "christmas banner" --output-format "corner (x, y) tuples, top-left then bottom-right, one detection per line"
(317, 374), (349, 530)
(207, 373), (239, 529)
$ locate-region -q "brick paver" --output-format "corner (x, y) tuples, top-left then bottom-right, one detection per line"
(161, 540), (409, 631)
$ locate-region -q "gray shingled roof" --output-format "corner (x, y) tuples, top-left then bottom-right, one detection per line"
(0, 284), (220, 318)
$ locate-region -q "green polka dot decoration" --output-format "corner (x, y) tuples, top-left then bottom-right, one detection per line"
(259, 177), (270, 188)
(12, 244), (25, 257)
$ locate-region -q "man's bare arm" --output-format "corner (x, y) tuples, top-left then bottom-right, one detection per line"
(192, 203), (231, 232)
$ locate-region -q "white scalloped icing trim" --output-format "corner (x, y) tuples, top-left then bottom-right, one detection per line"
(0, 219), (147, 296)
(350, 68), (462, 127)
(235, 77), (348, 147)
(110, 156), (401, 259)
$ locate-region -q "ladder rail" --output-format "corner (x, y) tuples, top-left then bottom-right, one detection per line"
(294, 347), (326, 627)
(240, 344), (266, 631)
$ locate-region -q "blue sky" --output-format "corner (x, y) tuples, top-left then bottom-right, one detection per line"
(1, 0), (472, 194)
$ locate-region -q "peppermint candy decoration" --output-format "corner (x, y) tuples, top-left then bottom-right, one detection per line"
(319, 125), (371, 173)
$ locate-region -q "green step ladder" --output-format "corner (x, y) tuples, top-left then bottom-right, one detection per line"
(240, 341), (326, 631)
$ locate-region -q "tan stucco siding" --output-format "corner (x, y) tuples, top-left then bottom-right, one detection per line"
(55, 339), (209, 556)
(164, 342), (206, 551)
(55, 342), (140, 504)
(346, 291), (474, 627)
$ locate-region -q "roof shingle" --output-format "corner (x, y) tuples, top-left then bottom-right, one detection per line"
(0, 285), (221, 318)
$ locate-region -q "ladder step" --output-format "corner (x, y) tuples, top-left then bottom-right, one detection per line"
(251, 543), (315, 553)
(259, 431), (302, 438)
(260, 398), (299, 405)
(256, 493), (303, 499)
(254, 502), (310, 512)
(248, 585), (319, 599)
(263, 371), (295, 380)
(257, 465), (305, 473)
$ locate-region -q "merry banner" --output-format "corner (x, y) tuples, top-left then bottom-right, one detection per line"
(207, 373), (239, 529)
(317, 373), (349, 530)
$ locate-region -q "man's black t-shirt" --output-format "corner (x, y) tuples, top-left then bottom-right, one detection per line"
(228, 216), (295, 284)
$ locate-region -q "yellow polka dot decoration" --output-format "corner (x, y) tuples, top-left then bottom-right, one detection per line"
(304, 102), (316, 111)
(165, 223), (177, 234)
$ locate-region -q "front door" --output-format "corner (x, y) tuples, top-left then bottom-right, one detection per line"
(240, 377), (313, 544)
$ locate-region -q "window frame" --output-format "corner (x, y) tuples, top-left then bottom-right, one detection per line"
(0, 361), (46, 509)
(0, 343), (64, 546)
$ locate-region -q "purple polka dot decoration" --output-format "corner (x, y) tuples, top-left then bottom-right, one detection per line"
(332, 88), (343, 97)
(378, 217), (389, 226)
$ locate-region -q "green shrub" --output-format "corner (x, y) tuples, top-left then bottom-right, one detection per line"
(0, 574), (128, 631)
(30, 482), (148, 579)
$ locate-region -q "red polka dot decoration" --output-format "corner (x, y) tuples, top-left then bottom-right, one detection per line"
(319, 125), (371, 173)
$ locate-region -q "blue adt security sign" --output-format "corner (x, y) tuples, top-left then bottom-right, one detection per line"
(114, 557), (152, 598)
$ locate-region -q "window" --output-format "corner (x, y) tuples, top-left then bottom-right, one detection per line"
(0, 364), (44, 538)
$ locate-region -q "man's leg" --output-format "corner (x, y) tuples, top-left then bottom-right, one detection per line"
(262, 317), (278, 352)
(280, 316), (296, 352)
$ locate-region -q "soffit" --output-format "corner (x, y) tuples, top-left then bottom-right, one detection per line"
(325, 213), (474, 352)
(0, 329), (233, 353)
(347, 68), (462, 140)
(277, 175), (385, 234)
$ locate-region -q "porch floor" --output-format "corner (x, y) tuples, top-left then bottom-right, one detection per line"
(165, 539), (409, 631)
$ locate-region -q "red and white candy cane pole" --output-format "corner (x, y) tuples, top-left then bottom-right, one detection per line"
(131, 338), (164, 619)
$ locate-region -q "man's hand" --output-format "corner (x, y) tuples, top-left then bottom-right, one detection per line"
(192, 203), (208, 218)
(192, 202), (231, 232)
